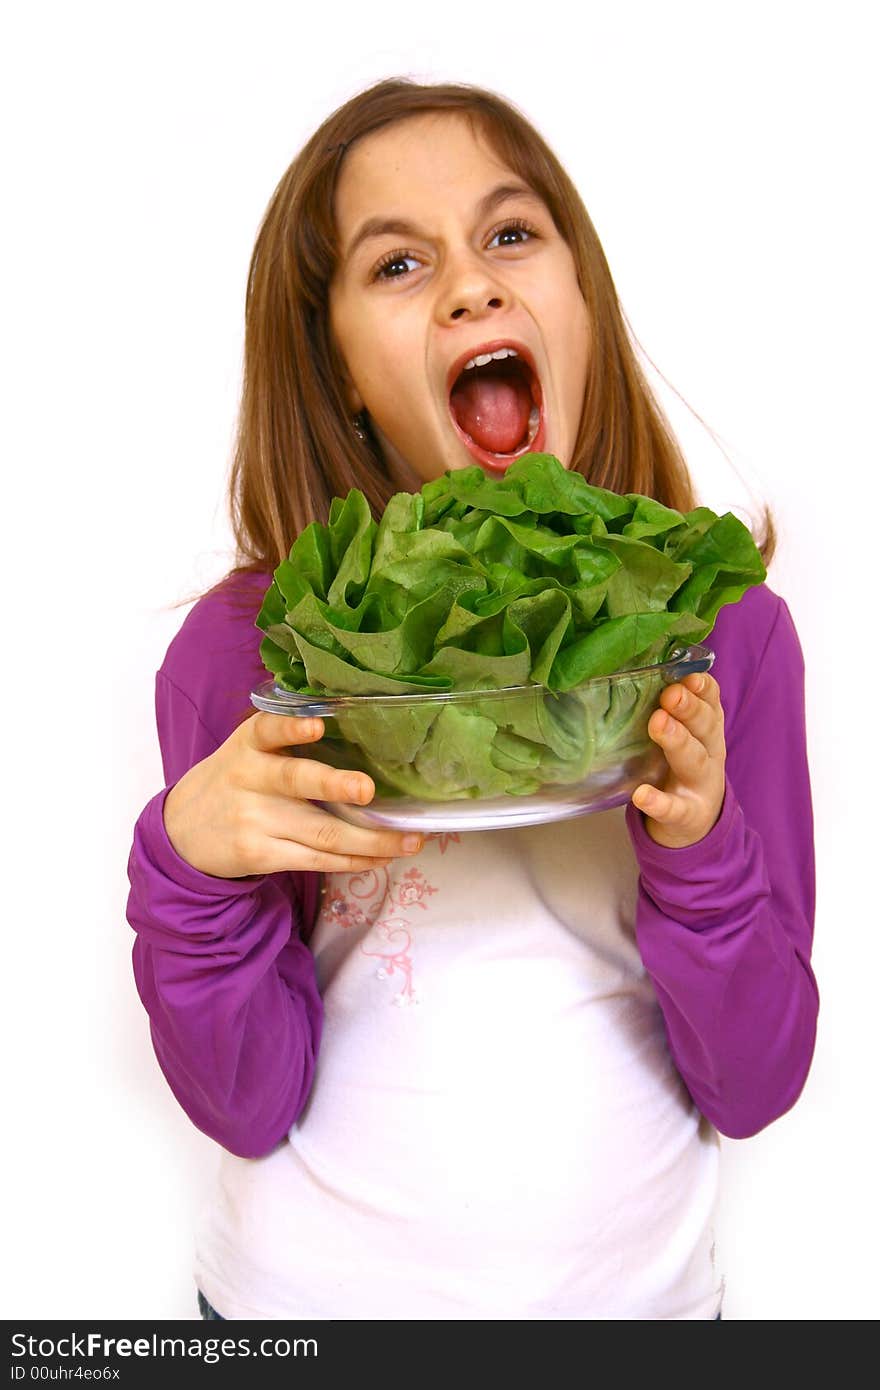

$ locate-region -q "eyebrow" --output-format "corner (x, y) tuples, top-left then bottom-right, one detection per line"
(343, 182), (546, 265)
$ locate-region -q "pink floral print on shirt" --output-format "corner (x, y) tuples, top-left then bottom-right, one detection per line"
(425, 831), (461, 855)
(320, 857), (442, 1007)
(394, 866), (439, 910)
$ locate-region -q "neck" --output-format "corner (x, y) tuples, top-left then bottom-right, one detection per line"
(371, 424), (425, 494)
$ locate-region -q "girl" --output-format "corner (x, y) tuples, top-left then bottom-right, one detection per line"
(126, 77), (818, 1321)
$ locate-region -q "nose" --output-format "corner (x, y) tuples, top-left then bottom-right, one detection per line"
(435, 250), (509, 323)
(449, 294), (503, 321)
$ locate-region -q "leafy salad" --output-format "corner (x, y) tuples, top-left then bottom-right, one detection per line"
(255, 453), (765, 800)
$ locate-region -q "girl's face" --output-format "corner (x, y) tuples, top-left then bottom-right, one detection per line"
(329, 113), (591, 491)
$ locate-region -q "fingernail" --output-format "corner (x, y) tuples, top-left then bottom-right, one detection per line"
(657, 712), (670, 733)
(402, 835), (423, 853)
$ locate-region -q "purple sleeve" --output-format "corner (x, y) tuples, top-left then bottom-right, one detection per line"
(624, 591), (819, 1139)
(126, 641), (323, 1159)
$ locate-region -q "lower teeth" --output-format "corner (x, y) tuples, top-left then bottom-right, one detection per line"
(506, 405), (540, 456)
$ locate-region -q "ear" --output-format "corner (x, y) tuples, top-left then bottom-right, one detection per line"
(343, 382), (364, 416)
(330, 337), (364, 416)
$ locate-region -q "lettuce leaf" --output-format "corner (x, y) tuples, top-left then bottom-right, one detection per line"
(256, 453), (765, 799)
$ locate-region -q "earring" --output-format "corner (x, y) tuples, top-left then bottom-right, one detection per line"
(352, 413), (367, 442)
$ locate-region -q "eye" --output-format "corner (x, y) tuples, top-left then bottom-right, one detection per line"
(372, 250), (421, 282)
(487, 217), (538, 249)
(370, 218), (540, 283)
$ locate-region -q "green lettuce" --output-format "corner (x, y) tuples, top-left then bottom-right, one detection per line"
(256, 453), (765, 800)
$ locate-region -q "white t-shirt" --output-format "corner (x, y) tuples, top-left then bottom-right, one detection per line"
(193, 806), (725, 1319)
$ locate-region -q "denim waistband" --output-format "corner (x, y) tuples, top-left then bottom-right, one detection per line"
(197, 1290), (722, 1321)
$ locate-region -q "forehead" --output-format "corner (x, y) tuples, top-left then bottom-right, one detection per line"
(333, 113), (518, 232)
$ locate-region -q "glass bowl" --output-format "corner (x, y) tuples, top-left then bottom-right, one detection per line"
(250, 643), (714, 832)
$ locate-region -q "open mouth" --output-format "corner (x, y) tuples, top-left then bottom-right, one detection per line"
(448, 352), (546, 472)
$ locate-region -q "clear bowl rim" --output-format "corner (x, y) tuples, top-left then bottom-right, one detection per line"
(250, 642), (715, 714)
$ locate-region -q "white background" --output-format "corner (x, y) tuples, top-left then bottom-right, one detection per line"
(3, 0), (874, 1320)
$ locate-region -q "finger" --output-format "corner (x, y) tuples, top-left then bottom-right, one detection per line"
(248, 711), (326, 751)
(264, 839), (397, 875)
(682, 672), (723, 715)
(658, 682), (724, 759)
(269, 799), (424, 868)
(632, 783), (688, 824)
(272, 750), (377, 811)
(648, 707), (712, 782)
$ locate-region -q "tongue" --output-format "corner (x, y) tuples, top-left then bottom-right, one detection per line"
(450, 368), (533, 455)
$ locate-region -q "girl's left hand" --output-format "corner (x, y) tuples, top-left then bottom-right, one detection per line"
(631, 672), (727, 849)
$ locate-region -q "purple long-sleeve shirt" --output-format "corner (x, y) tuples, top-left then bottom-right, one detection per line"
(126, 570), (818, 1156)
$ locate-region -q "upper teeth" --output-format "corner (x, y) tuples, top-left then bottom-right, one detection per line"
(462, 347), (519, 371)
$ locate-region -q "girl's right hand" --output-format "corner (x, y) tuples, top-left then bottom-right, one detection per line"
(162, 712), (423, 879)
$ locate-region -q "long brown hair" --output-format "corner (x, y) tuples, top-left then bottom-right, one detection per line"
(174, 76), (775, 611)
